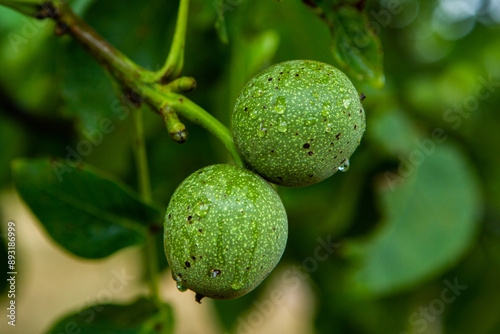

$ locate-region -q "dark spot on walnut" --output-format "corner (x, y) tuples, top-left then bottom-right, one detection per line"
(212, 269), (221, 277)
(185, 261), (191, 268)
(336, 133), (341, 140)
(191, 256), (196, 261)
(308, 151), (314, 156)
(195, 293), (204, 304)
(268, 78), (272, 81)
(295, 73), (299, 77)
(245, 107), (248, 111)
(277, 176), (283, 181)
(309, 174), (314, 177)
(303, 143), (310, 149)
(354, 124), (357, 130)
(188, 216), (192, 221)
(198, 229), (202, 233)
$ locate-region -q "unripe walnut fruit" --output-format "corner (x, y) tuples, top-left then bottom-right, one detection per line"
(164, 164), (288, 302)
(232, 60), (366, 187)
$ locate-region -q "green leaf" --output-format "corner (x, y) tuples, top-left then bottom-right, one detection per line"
(305, 1), (385, 88)
(0, 0), (41, 17)
(214, 0), (229, 44)
(345, 143), (481, 296)
(48, 298), (174, 334)
(11, 158), (163, 259)
(0, 113), (26, 188)
(367, 109), (420, 156)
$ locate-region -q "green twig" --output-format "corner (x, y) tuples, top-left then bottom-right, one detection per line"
(162, 105), (188, 143)
(0, 0), (244, 166)
(154, 0), (190, 83)
(133, 108), (152, 201)
(140, 85), (244, 167)
(52, 2), (145, 85)
(132, 107), (161, 305)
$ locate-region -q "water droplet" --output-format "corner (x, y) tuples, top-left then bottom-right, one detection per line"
(321, 102), (330, 117)
(304, 117), (317, 126)
(249, 110), (258, 119)
(343, 98), (351, 108)
(275, 96), (286, 114)
(325, 123), (333, 133)
(277, 118), (288, 133)
(252, 89), (266, 98)
(338, 159), (350, 172)
(176, 280), (187, 292)
(197, 202), (211, 218)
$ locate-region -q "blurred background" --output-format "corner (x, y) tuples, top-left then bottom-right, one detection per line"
(1, 0), (500, 333)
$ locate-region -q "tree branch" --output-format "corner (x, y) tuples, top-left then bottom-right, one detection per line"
(0, 0), (244, 167)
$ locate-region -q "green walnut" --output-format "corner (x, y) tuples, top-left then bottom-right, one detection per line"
(164, 164), (288, 302)
(231, 60), (366, 187)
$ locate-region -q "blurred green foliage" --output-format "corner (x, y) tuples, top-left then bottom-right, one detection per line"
(1, 0), (500, 333)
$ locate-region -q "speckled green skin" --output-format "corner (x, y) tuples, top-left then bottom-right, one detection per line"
(232, 60), (366, 187)
(164, 164), (288, 301)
